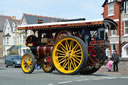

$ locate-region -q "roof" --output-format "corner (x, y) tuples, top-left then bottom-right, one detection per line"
(17, 18), (117, 31)
(102, 0), (123, 7)
(18, 19), (104, 30)
(0, 15), (12, 31)
(23, 13), (65, 24)
(0, 15), (20, 32)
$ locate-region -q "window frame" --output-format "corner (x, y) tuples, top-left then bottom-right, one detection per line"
(124, 20), (128, 36)
(124, 1), (128, 14)
(112, 44), (117, 53)
(108, 3), (114, 16)
(111, 30), (117, 36)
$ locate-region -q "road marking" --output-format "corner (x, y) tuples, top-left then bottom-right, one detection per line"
(120, 77), (128, 79)
(58, 81), (72, 84)
(101, 77), (117, 79)
(76, 79), (89, 81)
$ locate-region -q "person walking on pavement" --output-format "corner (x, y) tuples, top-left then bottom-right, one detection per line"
(112, 51), (120, 72)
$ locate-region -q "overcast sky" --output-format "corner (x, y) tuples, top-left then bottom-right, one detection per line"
(0, 0), (105, 20)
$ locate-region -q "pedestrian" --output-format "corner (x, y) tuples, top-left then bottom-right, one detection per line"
(107, 58), (113, 72)
(112, 51), (120, 72)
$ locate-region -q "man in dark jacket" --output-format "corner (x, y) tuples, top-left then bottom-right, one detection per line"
(112, 51), (120, 72)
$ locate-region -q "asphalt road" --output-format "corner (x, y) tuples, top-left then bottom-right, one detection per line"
(0, 67), (128, 85)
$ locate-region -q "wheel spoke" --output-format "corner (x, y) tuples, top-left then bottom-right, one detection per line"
(74, 57), (81, 62)
(55, 56), (65, 58)
(69, 60), (71, 70)
(72, 57), (80, 64)
(56, 49), (66, 54)
(72, 54), (82, 58)
(60, 46), (67, 53)
(72, 59), (77, 68)
(60, 43), (67, 51)
(59, 59), (66, 64)
(69, 41), (73, 51)
(65, 40), (69, 51)
(71, 59), (75, 69)
(72, 44), (78, 51)
(63, 59), (68, 68)
(75, 52), (82, 55)
(73, 49), (81, 53)
(71, 41), (74, 50)
(58, 57), (65, 62)
(57, 52), (66, 56)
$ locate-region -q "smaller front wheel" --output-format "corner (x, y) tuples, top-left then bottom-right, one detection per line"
(21, 53), (36, 74)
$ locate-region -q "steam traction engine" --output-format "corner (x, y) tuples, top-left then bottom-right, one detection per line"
(18, 18), (117, 75)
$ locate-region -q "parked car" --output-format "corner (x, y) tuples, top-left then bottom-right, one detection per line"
(5, 55), (22, 68)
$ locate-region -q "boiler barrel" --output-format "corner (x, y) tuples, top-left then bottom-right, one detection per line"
(37, 46), (53, 56)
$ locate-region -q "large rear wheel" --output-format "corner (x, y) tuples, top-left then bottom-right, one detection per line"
(21, 53), (35, 74)
(52, 36), (87, 75)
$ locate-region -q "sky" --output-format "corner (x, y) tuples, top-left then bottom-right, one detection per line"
(0, 0), (105, 20)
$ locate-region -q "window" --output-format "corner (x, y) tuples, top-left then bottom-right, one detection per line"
(112, 44), (117, 53)
(13, 37), (16, 45)
(97, 28), (104, 40)
(125, 21), (128, 35)
(126, 47), (128, 56)
(112, 30), (117, 36)
(124, 1), (128, 13)
(23, 35), (26, 43)
(106, 48), (110, 57)
(7, 37), (9, 45)
(108, 3), (114, 16)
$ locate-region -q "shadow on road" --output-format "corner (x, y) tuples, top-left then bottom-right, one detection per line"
(32, 70), (108, 77)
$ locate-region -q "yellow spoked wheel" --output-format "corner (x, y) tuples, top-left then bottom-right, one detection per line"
(52, 36), (87, 75)
(21, 53), (35, 74)
(42, 57), (54, 73)
(42, 64), (54, 73)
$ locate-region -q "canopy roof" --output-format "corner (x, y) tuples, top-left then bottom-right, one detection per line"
(17, 19), (117, 31)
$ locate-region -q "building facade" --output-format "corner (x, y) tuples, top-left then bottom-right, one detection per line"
(3, 18), (20, 56)
(3, 13), (64, 56)
(0, 15), (16, 58)
(103, 0), (128, 58)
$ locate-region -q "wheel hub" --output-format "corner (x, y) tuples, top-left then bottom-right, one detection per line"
(66, 53), (70, 57)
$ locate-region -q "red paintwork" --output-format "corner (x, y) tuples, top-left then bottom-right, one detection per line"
(38, 46), (53, 56)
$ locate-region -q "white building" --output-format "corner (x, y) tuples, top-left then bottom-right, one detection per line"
(3, 18), (20, 56)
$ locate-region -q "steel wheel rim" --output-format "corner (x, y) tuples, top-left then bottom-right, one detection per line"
(21, 54), (33, 72)
(53, 37), (83, 74)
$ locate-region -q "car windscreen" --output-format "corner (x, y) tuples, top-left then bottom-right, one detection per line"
(10, 55), (22, 59)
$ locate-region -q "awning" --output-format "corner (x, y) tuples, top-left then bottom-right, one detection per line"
(17, 19), (117, 31)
